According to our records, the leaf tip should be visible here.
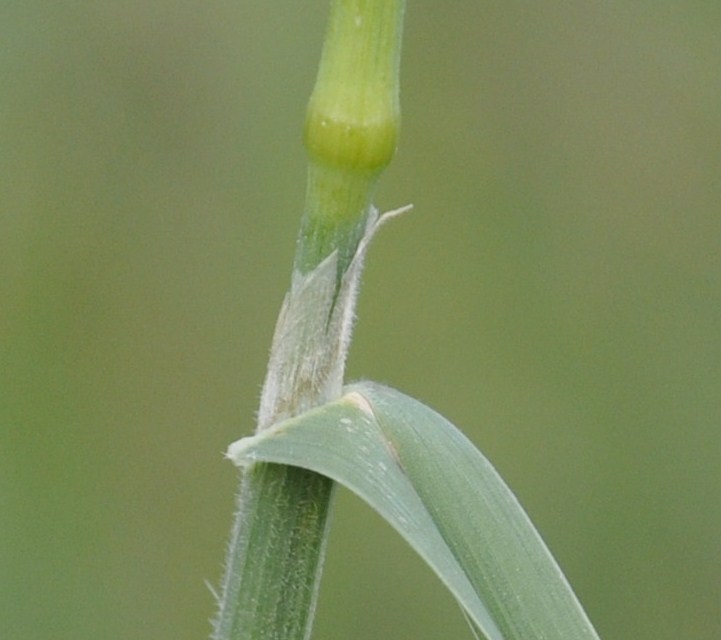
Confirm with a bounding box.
[225,435,259,467]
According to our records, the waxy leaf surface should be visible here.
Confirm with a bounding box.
[227,382,600,640]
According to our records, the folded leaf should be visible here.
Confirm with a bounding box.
[227,381,600,640]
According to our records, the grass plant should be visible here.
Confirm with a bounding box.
[212,2,600,639]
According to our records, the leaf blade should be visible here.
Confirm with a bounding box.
[228,382,600,640]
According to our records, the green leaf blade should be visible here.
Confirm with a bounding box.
[228,382,600,640]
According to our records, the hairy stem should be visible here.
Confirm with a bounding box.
[212,2,406,639]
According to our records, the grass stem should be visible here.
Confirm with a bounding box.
[212,2,406,639]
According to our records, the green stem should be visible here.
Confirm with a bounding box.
[294,163,376,279]
[212,2,406,639]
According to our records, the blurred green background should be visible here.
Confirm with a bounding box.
[2,2,720,638]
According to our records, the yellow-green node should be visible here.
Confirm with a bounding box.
[305,105,398,173]
[303,0,404,174]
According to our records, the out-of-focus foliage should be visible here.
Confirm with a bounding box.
[2,2,719,639]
